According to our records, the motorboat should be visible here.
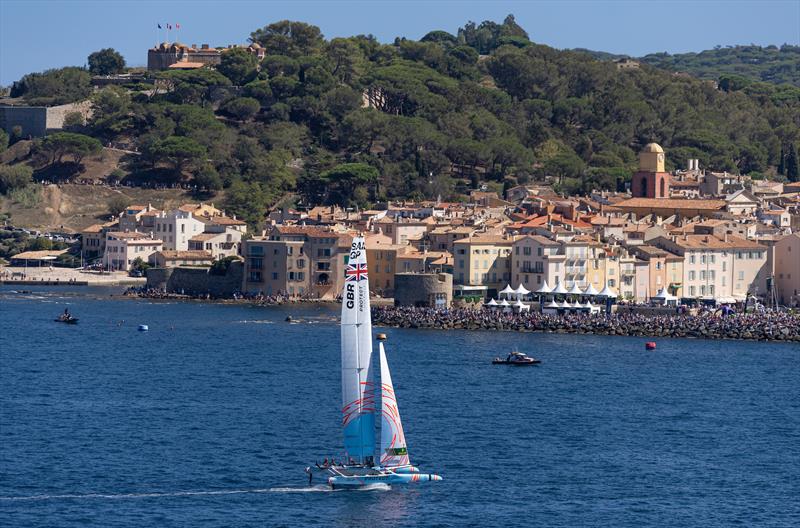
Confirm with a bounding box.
[55,314,78,324]
[492,351,541,365]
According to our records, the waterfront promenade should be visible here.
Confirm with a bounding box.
[372,306,800,342]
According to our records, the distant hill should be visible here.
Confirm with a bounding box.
[3,17,800,228]
[578,45,800,87]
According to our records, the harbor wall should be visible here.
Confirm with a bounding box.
[146,262,243,297]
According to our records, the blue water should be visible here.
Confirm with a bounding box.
[1,286,798,527]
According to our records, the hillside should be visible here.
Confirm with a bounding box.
[639,45,800,87]
[2,16,800,228]
[0,184,201,231]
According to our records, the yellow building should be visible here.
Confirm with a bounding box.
[453,234,516,292]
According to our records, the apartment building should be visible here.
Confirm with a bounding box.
[453,234,516,293]
[773,233,800,307]
[652,234,767,301]
[154,210,206,251]
[241,226,350,299]
[511,235,564,291]
[104,232,163,271]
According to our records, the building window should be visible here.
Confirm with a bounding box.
[608,279,616,287]
[700,285,706,295]
[690,286,696,296]
[656,262,662,270]
[523,247,531,256]
[459,259,464,269]
[272,272,279,280]
[297,259,305,268]
[689,271,695,281]
[738,271,744,280]
[690,254,695,264]
[700,271,706,280]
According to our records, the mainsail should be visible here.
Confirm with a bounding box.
[340,236,375,464]
[379,342,410,468]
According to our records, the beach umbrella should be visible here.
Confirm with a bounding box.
[583,283,599,296]
[535,280,552,294]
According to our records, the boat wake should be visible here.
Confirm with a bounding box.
[0,488,273,502]
[0,483,391,502]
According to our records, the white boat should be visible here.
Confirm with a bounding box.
[314,236,442,489]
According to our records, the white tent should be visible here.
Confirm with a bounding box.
[583,283,599,296]
[514,299,530,311]
[551,281,568,295]
[598,284,618,298]
[514,284,531,296]
[653,288,678,306]
[499,284,515,297]
[499,299,511,307]
[486,298,499,307]
[535,280,552,294]
[567,283,584,296]
[544,300,560,309]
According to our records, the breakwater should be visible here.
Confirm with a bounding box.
[372,307,800,342]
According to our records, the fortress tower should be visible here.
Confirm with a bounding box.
[632,143,670,198]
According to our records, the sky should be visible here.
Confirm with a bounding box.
[1,0,798,85]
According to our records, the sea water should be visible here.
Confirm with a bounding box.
[1,286,798,527]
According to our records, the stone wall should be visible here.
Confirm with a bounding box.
[46,101,93,130]
[394,273,453,308]
[145,261,244,297]
[0,106,46,137]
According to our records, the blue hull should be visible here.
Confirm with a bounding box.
[326,466,441,489]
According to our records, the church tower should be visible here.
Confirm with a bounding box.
[632,143,670,198]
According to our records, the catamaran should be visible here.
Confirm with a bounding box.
[311,236,442,489]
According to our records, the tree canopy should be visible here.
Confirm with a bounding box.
[88,48,126,75]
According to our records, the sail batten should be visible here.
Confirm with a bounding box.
[340,237,375,464]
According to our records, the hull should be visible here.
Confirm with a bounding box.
[326,466,441,489]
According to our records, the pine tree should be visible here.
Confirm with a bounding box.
[777,144,786,175]
[787,143,799,183]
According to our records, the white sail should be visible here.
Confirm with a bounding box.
[340,236,375,464]
[379,342,410,468]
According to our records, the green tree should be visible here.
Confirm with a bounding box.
[0,165,34,194]
[217,48,258,85]
[87,48,126,75]
[250,20,324,57]
[221,97,261,121]
[144,136,207,174]
[321,162,379,207]
[11,67,92,105]
[193,164,223,190]
[63,111,85,130]
[107,195,131,217]
[787,143,799,182]
[39,132,102,165]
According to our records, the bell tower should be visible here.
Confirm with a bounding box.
[632,143,670,198]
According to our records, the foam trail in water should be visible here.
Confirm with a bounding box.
[0,489,273,502]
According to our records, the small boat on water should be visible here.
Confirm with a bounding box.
[308,236,442,490]
[493,351,541,365]
[55,314,78,324]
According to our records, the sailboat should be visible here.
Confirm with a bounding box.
[313,236,442,489]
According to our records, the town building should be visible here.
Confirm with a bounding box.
[147,42,265,72]
[104,232,163,271]
[631,143,670,199]
[151,250,213,268]
[154,210,206,251]
[773,233,800,307]
[452,234,516,295]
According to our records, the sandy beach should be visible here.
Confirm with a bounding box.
[0,266,146,286]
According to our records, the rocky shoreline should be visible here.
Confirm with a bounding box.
[372,307,800,342]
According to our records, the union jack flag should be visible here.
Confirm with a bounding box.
[345,262,368,282]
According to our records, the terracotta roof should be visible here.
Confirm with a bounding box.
[209,216,246,226]
[453,235,515,245]
[516,235,560,246]
[666,234,765,250]
[11,249,68,260]
[107,231,149,240]
[615,198,726,210]
[189,233,220,241]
